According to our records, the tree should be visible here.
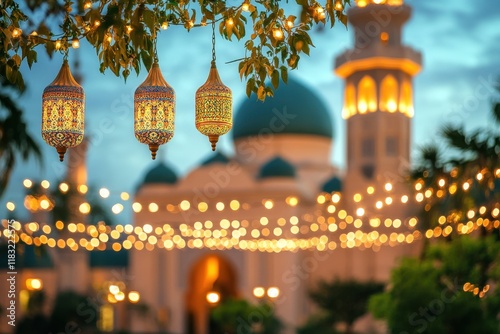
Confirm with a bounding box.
[306,279,384,334]
[0,75,41,197]
[211,298,282,334]
[49,291,98,334]
[369,83,500,333]
[410,83,500,238]
[369,237,500,334]
[1,0,351,100]
[15,291,50,334]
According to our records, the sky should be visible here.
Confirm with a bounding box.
[2,0,500,223]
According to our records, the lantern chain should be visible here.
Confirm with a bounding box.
[153,0,159,63]
[211,18,216,64]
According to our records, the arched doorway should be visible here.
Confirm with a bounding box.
[186,254,238,334]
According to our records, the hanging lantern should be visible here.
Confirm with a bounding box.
[195,62,232,151]
[42,59,85,162]
[134,61,175,159]
[195,19,232,151]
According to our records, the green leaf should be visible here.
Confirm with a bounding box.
[27,50,37,68]
[140,49,152,70]
[271,69,279,89]
[239,61,247,79]
[12,54,21,67]
[257,85,265,100]
[246,77,255,97]
[6,64,14,82]
[122,69,130,82]
[142,8,155,33]
[280,66,288,84]
[258,66,266,82]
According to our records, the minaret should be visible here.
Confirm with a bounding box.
[335,0,421,193]
[334,0,422,281]
[55,138,91,294]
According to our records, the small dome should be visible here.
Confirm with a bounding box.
[20,245,54,269]
[201,152,230,166]
[90,249,129,268]
[322,176,343,193]
[142,162,178,185]
[233,78,333,140]
[259,156,296,179]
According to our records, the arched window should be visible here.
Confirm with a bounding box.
[343,83,356,118]
[399,80,414,117]
[380,75,398,112]
[358,76,377,113]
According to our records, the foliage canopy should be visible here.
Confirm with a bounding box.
[1,0,351,100]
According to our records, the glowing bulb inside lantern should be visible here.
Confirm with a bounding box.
[72,38,80,49]
[161,21,169,30]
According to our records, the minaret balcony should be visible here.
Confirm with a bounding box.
[335,44,422,78]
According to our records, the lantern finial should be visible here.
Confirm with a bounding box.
[149,143,159,160]
[209,135,219,151]
[57,147,67,162]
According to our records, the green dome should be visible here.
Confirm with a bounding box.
[259,156,296,179]
[19,246,54,269]
[322,176,343,193]
[201,152,230,166]
[233,78,333,140]
[142,162,177,185]
[90,249,129,268]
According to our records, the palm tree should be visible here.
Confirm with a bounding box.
[0,76,42,197]
[411,83,500,232]
[410,82,500,285]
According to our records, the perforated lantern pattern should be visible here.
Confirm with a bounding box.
[134,62,175,159]
[195,62,232,151]
[42,60,85,162]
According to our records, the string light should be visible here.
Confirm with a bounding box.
[4,166,499,253]
[242,1,250,12]
[12,27,22,38]
[272,28,284,40]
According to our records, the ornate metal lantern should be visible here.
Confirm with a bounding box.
[134,61,175,159]
[195,20,232,151]
[42,59,85,162]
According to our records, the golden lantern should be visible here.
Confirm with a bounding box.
[134,61,175,159]
[42,59,85,162]
[195,20,232,151]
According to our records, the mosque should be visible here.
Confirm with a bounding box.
[0,0,423,333]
